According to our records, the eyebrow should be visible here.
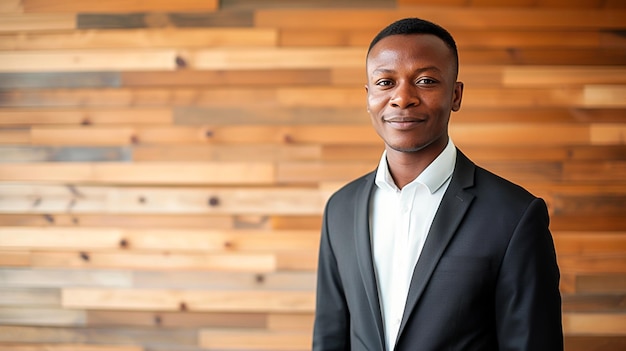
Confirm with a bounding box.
[371,66,443,76]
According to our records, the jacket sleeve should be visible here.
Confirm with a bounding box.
[495,197,564,350]
[312,202,351,351]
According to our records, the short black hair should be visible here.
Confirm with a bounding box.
[367,17,459,75]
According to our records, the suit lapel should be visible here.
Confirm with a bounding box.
[395,150,476,345]
[354,171,386,349]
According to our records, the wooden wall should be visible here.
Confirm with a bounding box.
[0,0,624,350]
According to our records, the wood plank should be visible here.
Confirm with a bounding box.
[0,326,197,345]
[0,0,22,13]
[0,162,276,185]
[503,66,626,86]
[576,274,626,294]
[77,11,254,29]
[0,251,29,266]
[267,313,314,332]
[87,310,266,328]
[277,162,377,183]
[558,255,626,273]
[0,50,177,72]
[0,72,119,89]
[0,268,132,288]
[0,307,85,326]
[132,145,321,162]
[23,0,219,13]
[62,288,316,312]
[255,8,626,29]
[552,215,626,231]
[554,232,626,255]
[0,227,319,252]
[562,294,626,312]
[562,162,626,182]
[0,184,327,215]
[193,47,364,70]
[0,128,29,145]
[591,124,626,144]
[563,313,626,335]
[123,69,329,87]
[199,329,311,350]
[0,146,131,162]
[0,28,277,50]
[0,345,143,351]
[134,271,315,290]
[27,251,277,272]
[0,14,75,32]
[174,106,365,125]
[0,109,172,126]
[564,336,626,351]
[29,126,380,146]
[584,85,626,107]
[451,123,589,146]
[0,214,236,229]
[0,287,60,307]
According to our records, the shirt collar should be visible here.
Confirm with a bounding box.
[375,139,457,194]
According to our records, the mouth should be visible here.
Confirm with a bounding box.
[383,116,426,130]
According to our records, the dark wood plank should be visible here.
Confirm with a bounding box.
[87,310,266,328]
[564,336,626,351]
[77,11,253,29]
[0,146,131,162]
[122,69,331,87]
[562,293,626,312]
[0,72,120,89]
[577,274,626,294]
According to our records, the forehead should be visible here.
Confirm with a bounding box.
[366,33,455,72]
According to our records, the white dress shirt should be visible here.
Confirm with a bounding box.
[370,139,457,351]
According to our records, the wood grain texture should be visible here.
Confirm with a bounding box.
[23,0,219,13]
[0,14,75,32]
[62,288,315,312]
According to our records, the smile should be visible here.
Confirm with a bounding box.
[383,117,426,130]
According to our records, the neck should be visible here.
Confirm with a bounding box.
[385,141,448,189]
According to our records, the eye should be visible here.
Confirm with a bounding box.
[375,79,394,87]
[416,77,437,85]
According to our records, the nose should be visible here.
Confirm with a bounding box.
[389,81,419,109]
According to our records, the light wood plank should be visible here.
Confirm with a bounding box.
[0,109,172,126]
[0,287,60,307]
[0,251,29,266]
[193,47,364,69]
[0,162,276,185]
[0,213,235,229]
[0,28,277,50]
[28,251,277,272]
[584,85,626,107]
[563,313,626,335]
[554,232,626,255]
[503,66,626,86]
[0,345,143,351]
[23,0,219,13]
[0,307,85,326]
[0,268,132,288]
[0,325,196,345]
[0,14,74,32]
[267,313,314,332]
[0,50,177,72]
[0,227,319,252]
[0,184,328,215]
[199,329,311,350]
[591,124,626,145]
[0,0,23,13]
[132,144,321,162]
[134,271,316,291]
[62,288,316,312]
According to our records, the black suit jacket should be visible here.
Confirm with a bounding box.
[313,149,563,351]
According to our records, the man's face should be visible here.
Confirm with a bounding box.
[365,34,463,155]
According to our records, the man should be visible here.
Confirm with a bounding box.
[313,17,563,351]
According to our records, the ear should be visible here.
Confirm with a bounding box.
[364,84,369,93]
[451,81,464,112]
